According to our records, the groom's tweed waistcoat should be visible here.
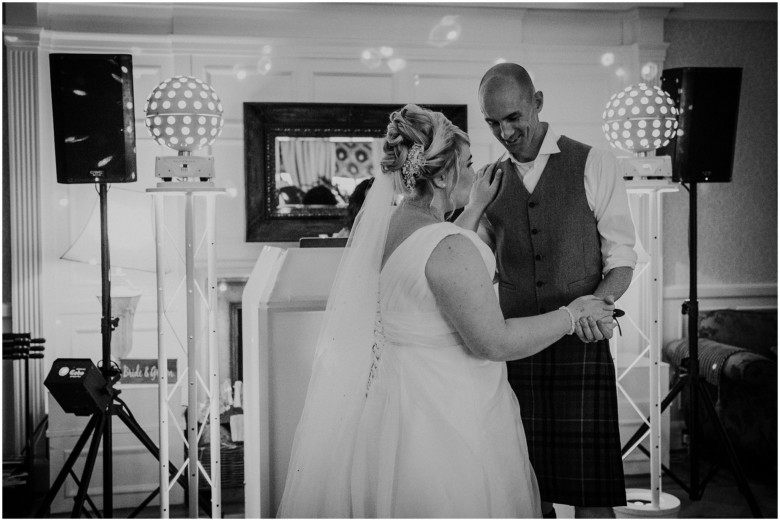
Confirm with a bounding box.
[486,136,601,316]
[484,135,626,507]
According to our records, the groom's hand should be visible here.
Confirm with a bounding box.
[574,295,617,342]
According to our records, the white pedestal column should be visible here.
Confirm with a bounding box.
[148,184,224,518]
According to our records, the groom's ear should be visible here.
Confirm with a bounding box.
[534,90,544,113]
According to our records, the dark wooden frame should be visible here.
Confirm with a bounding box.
[244,102,468,242]
[229,302,243,384]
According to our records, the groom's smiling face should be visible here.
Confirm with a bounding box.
[480,79,544,163]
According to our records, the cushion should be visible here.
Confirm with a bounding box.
[698,309,777,360]
[664,337,747,386]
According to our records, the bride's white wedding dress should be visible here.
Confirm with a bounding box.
[349,221,541,518]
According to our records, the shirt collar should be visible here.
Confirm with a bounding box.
[502,124,561,166]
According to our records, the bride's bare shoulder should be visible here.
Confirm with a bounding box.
[425,232,485,285]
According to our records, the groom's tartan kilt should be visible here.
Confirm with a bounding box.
[508,336,627,507]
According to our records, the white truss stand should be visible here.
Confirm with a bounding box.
[619,176,678,508]
[148,183,225,518]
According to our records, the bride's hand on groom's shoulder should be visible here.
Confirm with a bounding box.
[468,162,503,210]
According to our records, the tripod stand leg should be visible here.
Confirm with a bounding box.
[66,469,103,518]
[114,405,213,517]
[35,414,100,517]
[699,382,763,517]
[128,486,160,518]
[71,414,106,518]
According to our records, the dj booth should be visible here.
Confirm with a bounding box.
[241,245,344,518]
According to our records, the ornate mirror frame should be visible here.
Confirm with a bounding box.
[244,102,468,242]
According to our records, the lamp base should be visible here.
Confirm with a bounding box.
[620,156,672,179]
[155,156,214,180]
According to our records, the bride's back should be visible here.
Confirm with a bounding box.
[381,205,441,271]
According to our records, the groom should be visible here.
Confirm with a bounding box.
[476,63,636,518]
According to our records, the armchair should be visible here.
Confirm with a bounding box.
[663,308,777,480]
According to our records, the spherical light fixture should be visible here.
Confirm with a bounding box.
[601,83,679,155]
[144,76,224,183]
[144,76,224,152]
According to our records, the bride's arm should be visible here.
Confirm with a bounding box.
[425,234,614,362]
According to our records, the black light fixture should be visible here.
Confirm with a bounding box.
[44,358,113,416]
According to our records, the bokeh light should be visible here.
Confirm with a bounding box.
[641,61,659,82]
[360,48,382,69]
[257,56,272,75]
[387,57,407,73]
[428,15,461,48]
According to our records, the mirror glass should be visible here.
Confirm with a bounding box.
[273,136,382,217]
[244,102,467,243]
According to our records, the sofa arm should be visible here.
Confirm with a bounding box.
[721,349,777,387]
[663,337,765,387]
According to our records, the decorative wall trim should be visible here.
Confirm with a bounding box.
[663,282,778,300]
[666,3,777,21]
[33,28,648,64]
[5,36,45,455]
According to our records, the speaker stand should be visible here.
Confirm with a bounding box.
[621,181,762,517]
[36,184,210,518]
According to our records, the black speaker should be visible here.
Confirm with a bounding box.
[657,67,742,183]
[49,53,137,184]
[44,358,112,416]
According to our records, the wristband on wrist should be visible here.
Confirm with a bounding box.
[559,306,576,335]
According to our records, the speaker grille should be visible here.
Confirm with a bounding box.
[50,54,137,184]
[658,67,742,183]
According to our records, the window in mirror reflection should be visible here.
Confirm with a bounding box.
[274,136,383,215]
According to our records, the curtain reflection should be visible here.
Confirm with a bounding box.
[275,137,382,212]
[279,138,334,189]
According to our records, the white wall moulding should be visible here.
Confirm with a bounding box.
[5,30,45,457]
[663,283,778,301]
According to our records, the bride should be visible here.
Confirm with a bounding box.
[277,104,615,518]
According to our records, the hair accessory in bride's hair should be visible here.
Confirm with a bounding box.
[401,143,426,191]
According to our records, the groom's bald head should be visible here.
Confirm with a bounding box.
[478,63,535,102]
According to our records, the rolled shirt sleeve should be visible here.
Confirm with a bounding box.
[584,148,638,275]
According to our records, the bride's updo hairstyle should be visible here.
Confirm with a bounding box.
[381,104,469,197]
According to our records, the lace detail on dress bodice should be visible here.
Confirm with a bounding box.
[366,303,385,396]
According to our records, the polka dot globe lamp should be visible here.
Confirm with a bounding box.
[601,83,679,155]
[144,76,223,151]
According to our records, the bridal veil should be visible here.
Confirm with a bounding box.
[277,169,396,517]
